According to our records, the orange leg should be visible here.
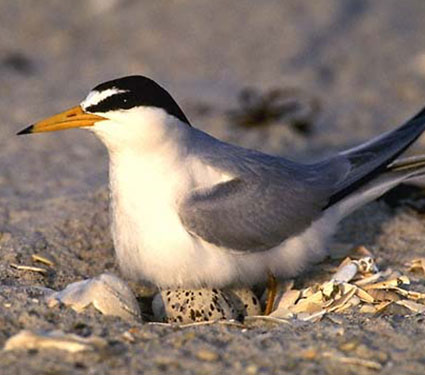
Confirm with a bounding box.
[264,272,277,315]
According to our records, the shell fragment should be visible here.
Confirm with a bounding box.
[267,251,425,322]
[4,330,107,353]
[46,273,142,321]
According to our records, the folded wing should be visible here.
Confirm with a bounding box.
[178,161,333,252]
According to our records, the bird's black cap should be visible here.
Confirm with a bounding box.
[85,75,191,126]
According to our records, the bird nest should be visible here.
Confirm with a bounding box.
[267,247,425,322]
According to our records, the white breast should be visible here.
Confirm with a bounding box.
[108,143,239,287]
[110,148,185,282]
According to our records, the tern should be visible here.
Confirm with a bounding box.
[18,75,425,314]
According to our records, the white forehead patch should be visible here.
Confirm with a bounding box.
[81,88,128,110]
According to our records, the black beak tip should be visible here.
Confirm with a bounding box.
[17,124,34,135]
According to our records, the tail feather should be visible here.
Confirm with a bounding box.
[326,106,425,207]
[330,155,425,216]
[388,154,425,172]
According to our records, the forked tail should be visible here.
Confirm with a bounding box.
[331,154,425,216]
[323,106,425,211]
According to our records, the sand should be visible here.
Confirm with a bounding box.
[1,1,425,373]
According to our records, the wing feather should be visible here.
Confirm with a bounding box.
[178,168,330,252]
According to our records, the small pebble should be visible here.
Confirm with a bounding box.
[300,348,319,360]
[245,364,258,375]
[195,349,219,362]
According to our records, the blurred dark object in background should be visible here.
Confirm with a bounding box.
[227,87,320,135]
[1,52,36,76]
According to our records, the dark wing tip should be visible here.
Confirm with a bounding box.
[16,124,34,135]
[410,106,425,121]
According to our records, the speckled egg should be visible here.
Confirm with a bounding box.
[152,287,261,323]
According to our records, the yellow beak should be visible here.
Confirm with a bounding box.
[17,105,106,135]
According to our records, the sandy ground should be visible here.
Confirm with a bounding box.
[2,1,425,374]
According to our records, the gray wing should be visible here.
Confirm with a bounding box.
[178,158,338,252]
[179,105,425,252]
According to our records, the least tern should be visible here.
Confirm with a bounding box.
[18,76,425,309]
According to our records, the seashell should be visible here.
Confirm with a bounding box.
[270,289,300,319]
[326,286,357,313]
[321,281,339,299]
[333,262,358,283]
[395,300,425,313]
[366,289,400,302]
[353,257,378,274]
[355,288,376,303]
[354,272,383,286]
[364,276,410,290]
[407,258,425,276]
[46,273,141,321]
[4,330,107,353]
[359,304,378,314]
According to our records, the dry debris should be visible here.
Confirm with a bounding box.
[322,352,383,370]
[3,330,107,353]
[9,253,55,275]
[406,258,425,276]
[31,253,55,267]
[270,250,425,321]
[10,263,48,275]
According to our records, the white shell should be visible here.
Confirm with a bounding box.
[4,330,107,353]
[46,273,141,321]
